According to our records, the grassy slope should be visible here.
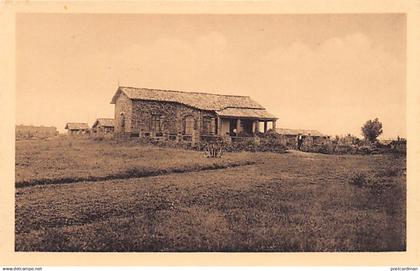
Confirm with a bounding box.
[15,137,260,186]
[15,140,406,252]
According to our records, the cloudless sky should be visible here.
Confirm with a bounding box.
[16,14,406,138]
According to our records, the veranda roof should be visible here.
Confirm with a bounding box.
[216,107,277,120]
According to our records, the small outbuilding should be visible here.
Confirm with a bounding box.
[65,123,90,135]
[16,125,58,139]
[276,128,329,149]
[92,118,114,134]
[276,128,325,138]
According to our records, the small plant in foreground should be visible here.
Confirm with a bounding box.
[349,172,369,187]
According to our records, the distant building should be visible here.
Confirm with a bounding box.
[92,118,114,134]
[65,123,89,135]
[276,128,326,138]
[110,86,277,144]
[276,128,329,149]
[16,125,58,140]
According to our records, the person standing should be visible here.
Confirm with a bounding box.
[297,134,303,150]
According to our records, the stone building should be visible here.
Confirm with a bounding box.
[65,123,90,135]
[110,86,277,144]
[16,125,58,140]
[92,118,114,134]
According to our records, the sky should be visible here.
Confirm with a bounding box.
[16,14,406,138]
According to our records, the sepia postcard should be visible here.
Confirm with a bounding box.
[0,0,419,267]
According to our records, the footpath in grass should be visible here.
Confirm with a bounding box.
[16,159,257,188]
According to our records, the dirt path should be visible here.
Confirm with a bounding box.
[15,160,258,189]
[287,149,323,157]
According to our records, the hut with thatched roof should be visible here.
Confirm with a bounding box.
[92,118,114,135]
[110,86,277,144]
[65,123,89,135]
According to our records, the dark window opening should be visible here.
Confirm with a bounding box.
[202,117,213,135]
[183,116,195,135]
[119,113,125,129]
[151,114,162,135]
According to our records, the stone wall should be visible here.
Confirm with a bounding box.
[114,92,133,134]
[68,129,89,136]
[92,126,114,135]
[122,99,217,140]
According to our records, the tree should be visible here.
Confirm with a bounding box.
[361,118,383,142]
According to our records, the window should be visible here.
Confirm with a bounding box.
[202,117,213,135]
[119,112,125,129]
[151,114,162,135]
[183,116,195,135]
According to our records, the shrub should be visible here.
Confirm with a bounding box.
[93,136,105,141]
[334,144,356,155]
[234,138,259,152]
[108,133,287,154]
[349,171,399,195]
[258,129,281,139]
[300,141,335,154]
[199,135,287,153]
[349,172,369,187]
[250,130,287,153]
[294,134,408,155]
[237,131,252,137]
[309,143,335,154]
[356,145,374,155]
[376,167,403,178]
[258,137,287,153]
[202,143,224,158]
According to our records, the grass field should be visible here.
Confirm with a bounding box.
[15,137,406,252]
[15,137,260,187]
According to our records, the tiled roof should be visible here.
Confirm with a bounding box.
[111,86,265,111]
[216,107,277,120]
[92,118,114,128]
[276,128,325,137]
[65,123,89,130]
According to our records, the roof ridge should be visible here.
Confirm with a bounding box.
[277,127,321,131]
[119,86,250,98]
[218,106,266,110]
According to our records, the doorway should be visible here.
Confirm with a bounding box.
[229,119,237,136]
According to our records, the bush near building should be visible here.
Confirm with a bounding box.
[152,132,288,154]
[300,136,406,155]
